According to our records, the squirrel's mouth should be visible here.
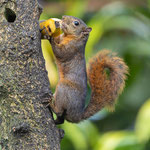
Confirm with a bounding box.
[61,22,68,33]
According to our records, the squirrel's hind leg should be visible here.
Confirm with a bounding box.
[54,110,66,125]
[49,97,66,125]
[55,116,64,125]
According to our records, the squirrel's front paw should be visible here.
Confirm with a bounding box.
[41,92,54,107]
[40,26,51,40]
[49,95,55,106]
[49,36,55,43]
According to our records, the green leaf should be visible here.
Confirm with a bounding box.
[61,122,88,150]
[76,121,99,148]
[64,0,87,18]
[95,131,140,150]
[39,12,50,21]
[115,144,144,150]
[135,99,150,143]
[104,15,150,40]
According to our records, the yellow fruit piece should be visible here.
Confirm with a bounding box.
[40,18,62,38]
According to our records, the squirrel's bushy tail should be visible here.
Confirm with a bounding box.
[82,50,128,120]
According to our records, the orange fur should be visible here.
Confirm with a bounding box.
[61,35,77,45]
[82,50,128,119]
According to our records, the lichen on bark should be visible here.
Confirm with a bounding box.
[0,0,61,149]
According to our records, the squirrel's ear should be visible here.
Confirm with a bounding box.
[86,27,92,32]
[82,27,92,35]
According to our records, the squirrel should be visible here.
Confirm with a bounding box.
[41,15,128,124]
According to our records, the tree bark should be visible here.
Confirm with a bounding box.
[0,0,62,149]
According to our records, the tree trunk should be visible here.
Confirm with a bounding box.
[0,0,62,149]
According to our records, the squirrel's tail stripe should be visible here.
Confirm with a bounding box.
[82,50,128,120]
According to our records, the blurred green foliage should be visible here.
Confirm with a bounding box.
[39,0,150,149]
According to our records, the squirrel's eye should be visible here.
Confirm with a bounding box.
[74,21,80,26]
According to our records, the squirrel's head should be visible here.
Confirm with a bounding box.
[61,15,92,38]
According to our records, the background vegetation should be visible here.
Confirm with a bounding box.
[38,0,150,150]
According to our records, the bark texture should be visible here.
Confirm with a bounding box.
[0,0,61,149]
